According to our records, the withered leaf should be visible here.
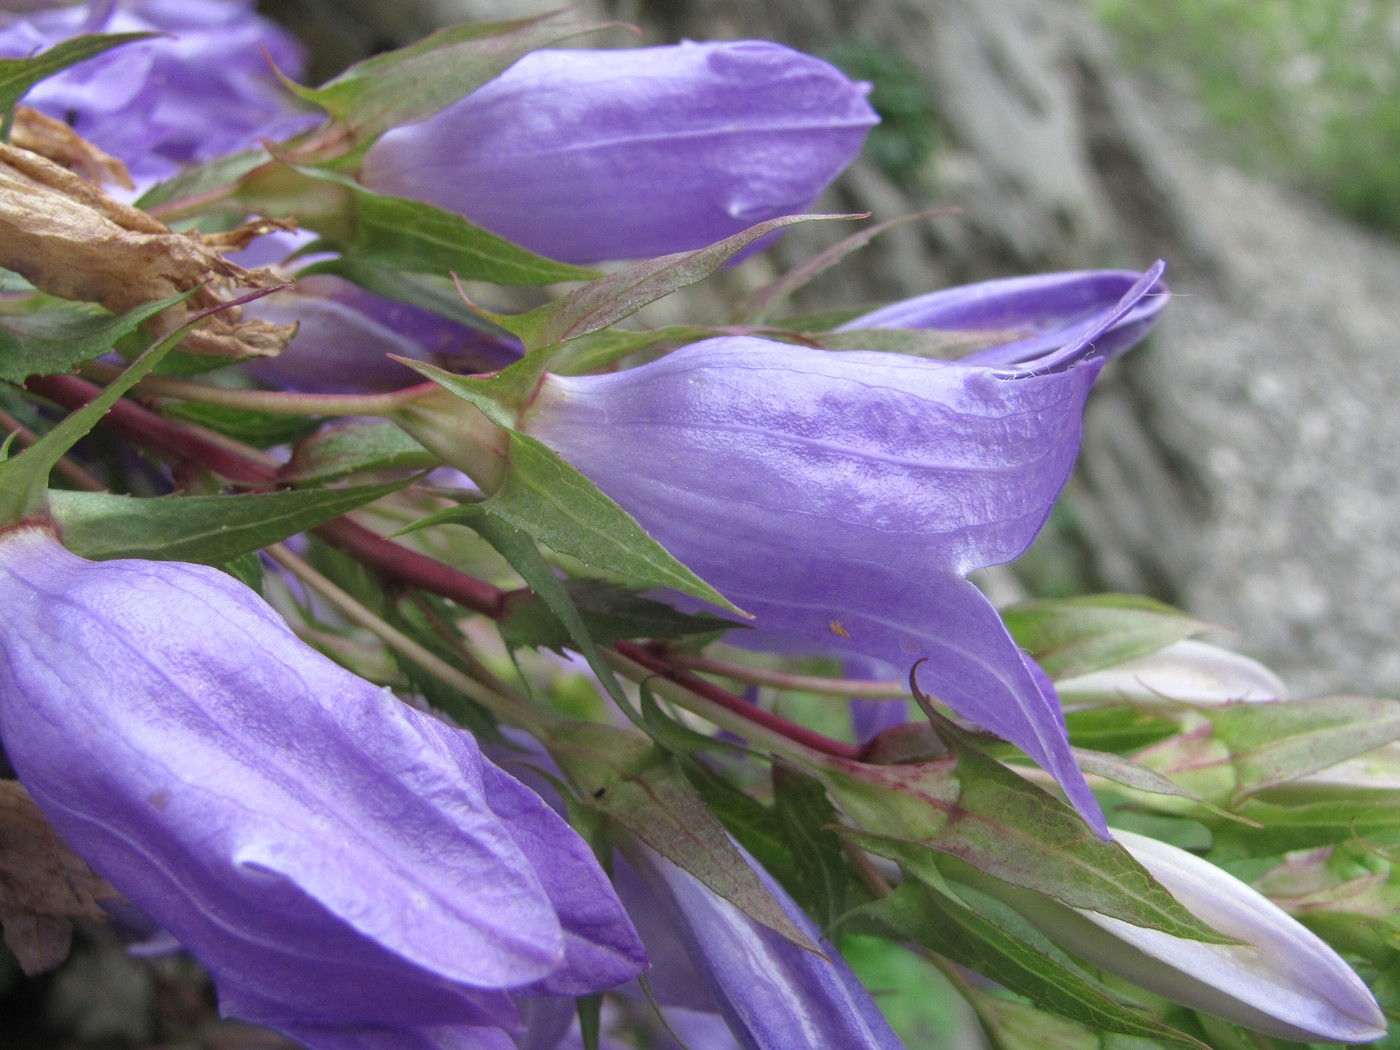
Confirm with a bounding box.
[8,105,132,189]
[0,142,292,358]
[0,779,116,975]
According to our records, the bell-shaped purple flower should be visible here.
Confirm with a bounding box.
[619,843,904,1049]
[839,268,1170,367]
[359,41,878,263]
[0,526,645,1047]
[241,275,523,393]
[521,267,1167,834]
[0,0,318,181]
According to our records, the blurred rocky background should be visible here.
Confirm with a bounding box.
[266,0,1400,700]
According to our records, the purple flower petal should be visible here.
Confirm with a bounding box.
[621,843,904,1050]
[841,268,1169,367]
[522,267,1164,833]
[0,527,644,1035]
[360,41,878,263]
[0,0,318,180]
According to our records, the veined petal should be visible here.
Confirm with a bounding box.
[1059,831,1388,1043]
[0,527,641,1033]
[621,842,904,1050]
[360,40,877,263]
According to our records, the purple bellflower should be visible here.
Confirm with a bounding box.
[619,842,904,1050]
[0,526,646,1049]
[840,268,1169,367]
[521,266,1168,835]
[0,0,318,182]
[359,41,878,263]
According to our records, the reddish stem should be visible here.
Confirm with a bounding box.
[24,374,861,761]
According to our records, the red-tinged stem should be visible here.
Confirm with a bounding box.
[24,374,863,762]
[615,640,862,761]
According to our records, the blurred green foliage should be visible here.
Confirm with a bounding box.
[823,38,940,190]
[1094,0,1400,236]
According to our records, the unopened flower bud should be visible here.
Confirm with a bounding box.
[0,526,644,1045]
[360,41,878,263]
[1000,829,1387,1043]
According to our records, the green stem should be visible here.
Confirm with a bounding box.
[266,542,547,734]
[80,360,429,418]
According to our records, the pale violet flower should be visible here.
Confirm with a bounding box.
[0,526,645,1048]
[620,842,904,1050]
[360,41,878,263]
[1007,829,1388,1043]
[518,265,1168,834]
[1055,639,1288,707]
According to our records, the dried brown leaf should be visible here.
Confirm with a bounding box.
[0,142,293,357]
[0,779,116,975]
[8,105,133,189]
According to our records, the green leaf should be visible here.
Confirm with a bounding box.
[1003,594,1207,680]
[483,213,864,352]
[0,290,195,523]
[446,510,640,727]
[234,163,598,286]
[293,257,510,333]
[815,718,1231,942]
[542,720,820,953]
[159,401,324,449]
[135,149,271,211]
[1071,748,1259,826]
[773,764,848,930]
[1202,696,1400,800]
[500,577,736,652]
[848,881,1210,1050]
[732,211,931,325]
[287,13,612,160]
[1214,792,1400,858]
[404,424,739,614]
[282,421,438,485]
[49,480,409,564]
[0,297,182,384]
[0,32,156,114]
[685,758,801,895]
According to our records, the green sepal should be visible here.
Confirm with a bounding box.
[398,400,740,614]
[49,479,411,564]
[814,716,1231,943]
[1,32,156,115]
[281,420,438,486]
[283,12,614,164]
[845,880,1211,1050]
[234,163,599,286]
[731,210,933,325]
[478,213,865,352]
